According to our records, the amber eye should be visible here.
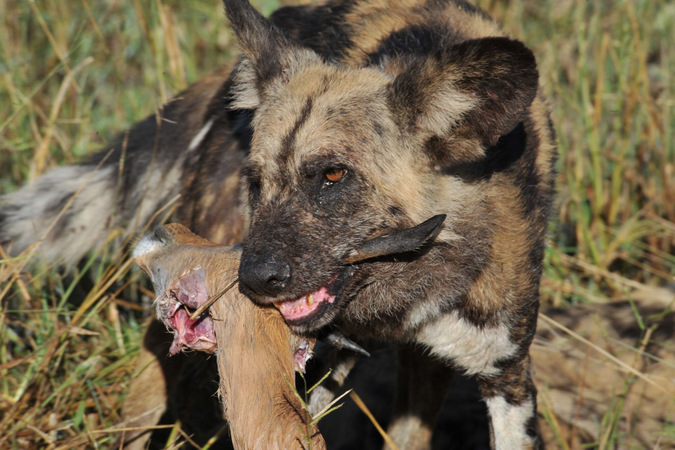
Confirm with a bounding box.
[324,168,347,183]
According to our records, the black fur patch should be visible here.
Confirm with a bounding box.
[369,25,443,64]
[271,1,357,62]
[278,97,314,169]
[440,122,528,182]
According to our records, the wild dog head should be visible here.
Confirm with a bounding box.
[225,0,540,335]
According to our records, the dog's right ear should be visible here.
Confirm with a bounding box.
[387,37,539,165]
[224,0,321,109]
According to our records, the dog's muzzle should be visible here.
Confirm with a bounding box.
[238,252,292,297]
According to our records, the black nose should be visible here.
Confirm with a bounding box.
[238,253,292,297]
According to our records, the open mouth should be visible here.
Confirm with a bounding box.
[274,286,336,321]
[252,215,448,328]
[272,268,353,326]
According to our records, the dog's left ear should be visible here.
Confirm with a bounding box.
[387,37,538,161]
[223,0,321,109]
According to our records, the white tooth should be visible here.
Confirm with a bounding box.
[307,294,314,307]
[170,303,181,316]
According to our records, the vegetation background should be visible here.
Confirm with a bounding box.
[0,0,673,448]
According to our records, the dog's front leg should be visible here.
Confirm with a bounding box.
[307,348,360,417]
[478,356,541,450]
[386,344,453,450]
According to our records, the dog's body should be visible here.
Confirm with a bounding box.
[1,0,555,448]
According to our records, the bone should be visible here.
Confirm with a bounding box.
[342,214,446,264]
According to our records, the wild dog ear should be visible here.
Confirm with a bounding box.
[387,37,538,160]
[224,0,321,109]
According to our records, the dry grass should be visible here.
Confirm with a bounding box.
[1,0,673,448]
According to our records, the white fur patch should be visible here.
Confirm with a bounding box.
[1,119,198,266]
[415,311,517,376]
[422,87,477,136]
[307,385,334,418]
[307,354,357,417]
[123,160,182,237]
[229,59,262,110]
[486,396,535,449]
[187,119,214,153]
[132,234,159,259]
[0,165,116,266]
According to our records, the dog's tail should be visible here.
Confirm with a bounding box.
[0,79,222,267]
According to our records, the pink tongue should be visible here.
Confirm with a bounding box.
[277,286,335,321]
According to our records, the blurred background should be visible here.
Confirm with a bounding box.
[0,0,673,448]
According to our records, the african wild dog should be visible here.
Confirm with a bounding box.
[0,0,555,448]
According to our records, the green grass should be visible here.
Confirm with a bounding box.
[1,0,674,448]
